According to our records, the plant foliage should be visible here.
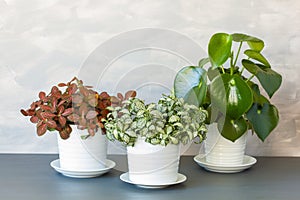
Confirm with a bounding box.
[104,94,208,146]
[174,33,282,142]
[21,77,111,139]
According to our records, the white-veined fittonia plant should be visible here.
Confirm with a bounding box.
[103,94,208,146]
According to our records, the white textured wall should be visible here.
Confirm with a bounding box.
[0,0,299,156]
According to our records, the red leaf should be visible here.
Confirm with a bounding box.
[72,94,83,104]
[57,105,64,114]
[53,92,62,99]
[103,99,111,106]
[61,93,71,100]
[20,109,28,116]
[27,110,35,116]
[58,83,67,87]
[51,86,62,98]
[37,120,43,127]
[68,83,78,95]
[51,86,59,94]
[59,130,70,140]
[39,92,46,101]
[79,103,88,115]
[46,120,57,129]
[79,118,87,126]
[30,101,42,109]
[68,77,77,84]
[40,112,56,119]
[37,123,47,136]
[100,109,109,117]
[77,125,86,130]
[57,100,66,107]
[67,114,80,122]
[30,116,39,123]
[125,90,137,99]
[59,116,66,127]
[40,105,52,111]
[62,108,73,116]
[98,102,106,109]
[86,110,98,120]
[88,128,95,136]
[117,93,124,101]
[110,96,120,104]
[92,117,98,124]
[51,98,57,112]
[65,125,72,134]
[99,92,110,99]
[98,122,104,128]
[111,102,120,107]
[88,96,97,107]
[89,99,97,107]
[79,87,89,97]
[30,102,36,110]
[36,110,43,119]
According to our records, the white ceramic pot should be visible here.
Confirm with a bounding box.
[57,127,107,171]
[204,123,247,166]
[127,138,180,185]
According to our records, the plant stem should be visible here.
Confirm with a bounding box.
[221,66,225,74]
[233,42,243,67]
[240,66,245,74]
[230,52,234,75]
[246,74,255,82]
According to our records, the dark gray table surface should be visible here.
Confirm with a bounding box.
[0,154,299,200]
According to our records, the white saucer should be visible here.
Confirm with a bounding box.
[120,173,187,189]
[194,154,257,173]
[50,159,116,178]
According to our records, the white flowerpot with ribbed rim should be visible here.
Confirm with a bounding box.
[204,123,247,166]
[127,137,180,185]
[57,126,107,171]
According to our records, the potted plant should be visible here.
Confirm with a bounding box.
[20,77,113,173]
[104,94,207,186]
[174,33,282,167]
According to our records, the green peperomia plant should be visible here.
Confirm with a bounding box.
[103,94,208,146]
[174,33,282,142]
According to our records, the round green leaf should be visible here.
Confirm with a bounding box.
[247,81,270,105]
[231,33,264,52]
[208,33,232,67]
[210,74,253,119]
[174,66,207,107]
[217,116,248,142]
[246,103,279,141]
[242,60,282,98]
[244,49,271,67]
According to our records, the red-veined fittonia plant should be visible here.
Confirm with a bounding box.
[21,77,111,140]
